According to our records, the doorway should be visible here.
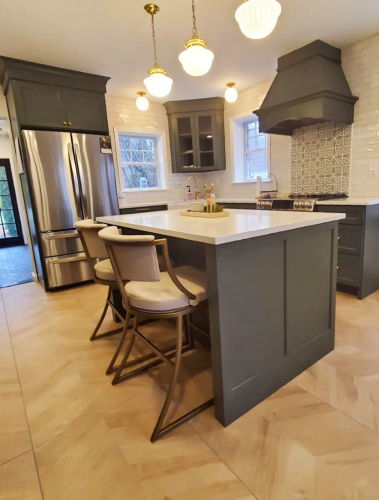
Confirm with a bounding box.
[0,158,33,287]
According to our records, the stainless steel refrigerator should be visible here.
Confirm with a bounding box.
[22,130,119,290]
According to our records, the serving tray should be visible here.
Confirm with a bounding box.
[180,210,230,218]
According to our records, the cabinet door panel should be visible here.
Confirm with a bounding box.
[337,253,362,287]
[338,225,364,256]
[63,89,108,134]
[13,81,67,129]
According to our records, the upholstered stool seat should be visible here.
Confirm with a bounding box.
[125,266,207,312]
[94,259,115,281]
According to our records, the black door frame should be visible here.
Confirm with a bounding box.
[0,159,24,247]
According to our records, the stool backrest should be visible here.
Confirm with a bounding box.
[98,226,160,283]
[75,220,108,259]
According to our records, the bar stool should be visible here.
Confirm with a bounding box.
[99,225,214,442]
[75,220,125,340]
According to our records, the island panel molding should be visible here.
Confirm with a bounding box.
[291,122,351,195]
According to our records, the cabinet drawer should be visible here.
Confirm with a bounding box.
[317,205,365,225]
[338,225,364,256]
[120,205,168,215]
[337,253,362,287]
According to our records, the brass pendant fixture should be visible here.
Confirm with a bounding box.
[179,0,214,77]
[143,4,173,97]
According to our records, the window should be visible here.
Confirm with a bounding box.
[244,121,269,181]
[118,135,160,190]
[231,113,270,184]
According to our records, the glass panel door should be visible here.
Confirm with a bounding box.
[196,114,214,168]
[177,116,195,170]
[0,159,23,247]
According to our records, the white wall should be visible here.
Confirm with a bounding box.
[342,33,379,196]
[107,31,379,202]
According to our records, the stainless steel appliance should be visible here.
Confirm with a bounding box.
[257,193,347,212]
[22,130,119,289]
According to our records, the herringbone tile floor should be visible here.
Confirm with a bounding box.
[1,281,379,499]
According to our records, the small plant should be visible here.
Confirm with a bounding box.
[203,203,224,213]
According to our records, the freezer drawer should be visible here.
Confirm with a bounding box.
[41,230,83,257]
[45,252,93,289]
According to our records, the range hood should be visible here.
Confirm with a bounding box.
[253,40,358,136]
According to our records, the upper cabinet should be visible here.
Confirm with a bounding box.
[164,98,226,173]
[0,56,110,136]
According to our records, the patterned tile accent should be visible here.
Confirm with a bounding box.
[291,122,351,195]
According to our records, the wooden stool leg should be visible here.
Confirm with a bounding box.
[106,311,131,375]
[112,316,138,385]
[150,316,183,442]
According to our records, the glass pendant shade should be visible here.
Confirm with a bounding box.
[225,84,238,103]
[179,41,214,77]
[143,70,173,98]
[235,0,281,39]
[136,92,149,111]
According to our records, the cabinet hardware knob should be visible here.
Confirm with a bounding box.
[338,236,340,241]
[337,266,339,270]
[68,122,72,126]
[63,121,67,125]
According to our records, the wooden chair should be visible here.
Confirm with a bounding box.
[99,225,214,442]
[75,220,125,340]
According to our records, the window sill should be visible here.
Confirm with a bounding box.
[121,188,170,193]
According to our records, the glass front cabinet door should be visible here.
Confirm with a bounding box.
[165,98,225,173]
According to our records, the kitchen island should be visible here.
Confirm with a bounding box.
[98,209,345,426]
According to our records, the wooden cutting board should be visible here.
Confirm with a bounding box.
[180,210,230,218]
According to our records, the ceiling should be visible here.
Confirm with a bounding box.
[0,0,379,103]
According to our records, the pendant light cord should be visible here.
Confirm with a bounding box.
[150,13,159,68]
[192,0,198,38]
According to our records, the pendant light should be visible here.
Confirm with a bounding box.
[235,0,282,40]
[225,83,238,103]
[179,0,214,77]
[143,4,173,97]
[136,91,149,111]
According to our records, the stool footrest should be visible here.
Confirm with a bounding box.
[151,398,215,442]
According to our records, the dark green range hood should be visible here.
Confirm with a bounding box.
[253,40,359,136]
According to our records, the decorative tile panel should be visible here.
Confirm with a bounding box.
[291,122,351,195]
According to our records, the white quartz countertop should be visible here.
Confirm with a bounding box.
[316,197,379,206]
[98,209,345,245]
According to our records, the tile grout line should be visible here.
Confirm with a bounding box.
[189,417,262,500]
[1,289,45,500]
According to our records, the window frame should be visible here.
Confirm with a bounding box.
[243,120,270,182]
[114,127,169,193]
[230,112,270,184]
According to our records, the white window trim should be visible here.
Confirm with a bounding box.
[113,126,169,192]
[230,111,270,184]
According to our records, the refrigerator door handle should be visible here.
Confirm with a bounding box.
[67,144,83,220]
[73,143,89,220]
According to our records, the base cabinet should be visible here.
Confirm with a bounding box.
[317,204,379,299]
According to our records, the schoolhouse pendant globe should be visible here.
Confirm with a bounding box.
[235,0,282,40]
[179,0,214,77]
[136,91,149,111]
[225,83,238,103]
[179,39,214,77]
[143,68,173,97]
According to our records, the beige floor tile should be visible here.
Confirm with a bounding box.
[0,451,42,500]
[190,384,379,500]
[11,330,100,448]
[294,344,379,432]
[0,345,31,466]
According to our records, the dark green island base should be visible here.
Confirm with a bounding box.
[100,214,339,427]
